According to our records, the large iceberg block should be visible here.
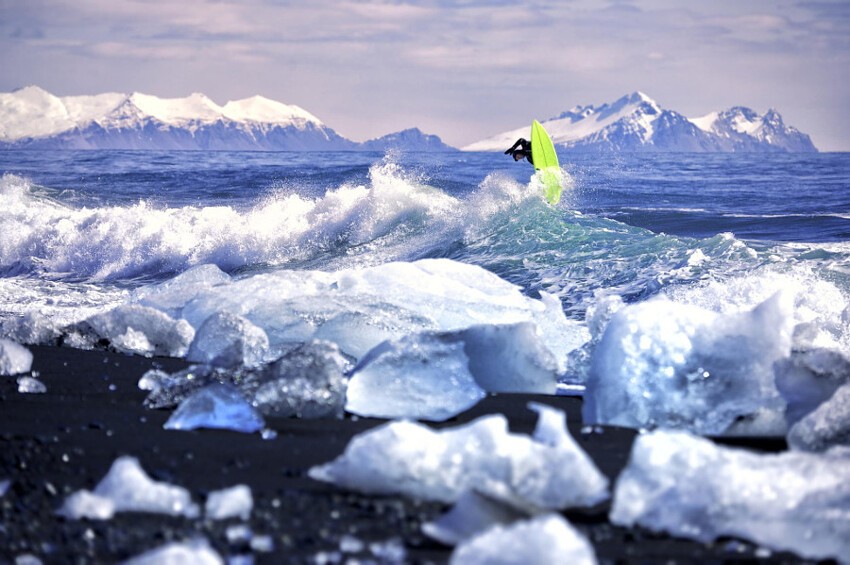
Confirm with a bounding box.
[177,259,580,365]
[60,456,199,519]
[164,383,265,434]
[0,338,33,376]
[611,430,850,564]
[449,514,597,565]
[186,311,269,368]
[583,292,794,434]
[309,403,608,510]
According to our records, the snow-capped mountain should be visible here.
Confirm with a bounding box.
[360,128,455,152]
[0,86,455,151]
[464,92,817,153]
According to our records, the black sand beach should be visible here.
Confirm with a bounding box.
[0,345,811,563]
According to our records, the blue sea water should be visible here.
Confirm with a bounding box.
[0,149,848,340]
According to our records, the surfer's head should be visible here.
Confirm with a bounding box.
[512,151,525,161]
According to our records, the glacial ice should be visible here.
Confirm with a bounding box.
[787,382,850,452]
[186,311,269,368]
[610,430,850,564]
[449,514,597,565]
[176,259,579,365]
[0,338,33,376]
[144,340,348,419]
[17,376,46,394]
[73,304,195,357]
[133,263,232,319]
[346,333,486,421]
[583,292,794,434]
[346,322,560,421]
[205,484,253,520]
[123,538,223,565]
[60,456,199,519]
[775,348,850,426]
[164,384,265,434]
[309,403,608,509]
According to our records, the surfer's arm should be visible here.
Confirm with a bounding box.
[504,138,526,154]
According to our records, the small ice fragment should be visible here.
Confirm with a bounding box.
[368,538,406,563]
[423,490,528,546]
[91,456,199,518]
[186,311,269,368]
[137,369,169,391]
[225,524,252,545]
[611,430,850,564]
[309,404,608,509]
[123,538,223,565]
[164,383,265,434]
[14,555,42,565]
[58,490,115,520]
[339,535,365,553]
[205,484,253,520]
[17,376,46,394]
[449,514,597,565]
[250,535,274,553]
[0,338,33,376]
[0,479,10,497]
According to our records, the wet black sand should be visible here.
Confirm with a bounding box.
[0,345,812,563]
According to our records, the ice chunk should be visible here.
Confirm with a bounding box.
[246,340,348,418]
[584,292,794,434]
[346,322,560,421]
[346,333,485,422]
[164,384,265,434]
[450,514,597,565]
[787,382,850,452]
[205,484,253,520]
[611,430,850,564]
[123,538,223,565]
[144,341,348,419]
[775,348,850,426]
[74,304,195,357]
[0,338,33,376]
[423,490,529,546]
[17,376,46,394]
[186,311,269,368]
[92,456,199,518]
[0,479,10,497]
[133,263,232,319]
[58,490,115,520]
[309,403,608,509]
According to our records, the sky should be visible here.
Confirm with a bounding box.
[1,0,848,150]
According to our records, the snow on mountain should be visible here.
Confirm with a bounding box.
[464,92,817,153]
[0,86,451,151]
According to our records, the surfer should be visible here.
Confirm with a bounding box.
[504,138,534,165]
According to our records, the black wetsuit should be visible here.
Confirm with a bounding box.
[504,138,534,165]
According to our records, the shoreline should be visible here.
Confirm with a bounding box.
[1,345,802,563]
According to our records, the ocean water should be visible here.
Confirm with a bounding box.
[1,149,849,372]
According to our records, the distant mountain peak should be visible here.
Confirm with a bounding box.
[464,92,816,153]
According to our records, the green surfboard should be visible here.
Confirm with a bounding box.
[530,120,562,205]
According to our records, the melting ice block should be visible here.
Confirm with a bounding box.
[164,383,265,434]
[611,430,850,564]
[177,259,581,366]
[17,376,46,394]
[346,322,560,421]
[449,514,597,565]
[422,490,529,546]
[73,304,195,357]
[309,403,608,509]
[584,292,794,434]
[60,456,199,519]
[0,338,33,376]
[775,348,850,426]
[186,311,269,368]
